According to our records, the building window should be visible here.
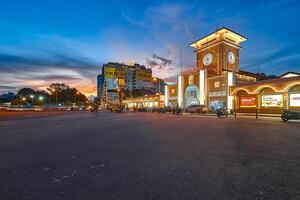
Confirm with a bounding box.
[171,88,175,94]
[214,81,220,88]
[189,75,194,85]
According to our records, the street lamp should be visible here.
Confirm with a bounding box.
[74,91,80,105]
[30,95,34,105]
[16,88,19,99]
[117,88,122,106]
[153,77,160,94]
[52,88,58,107]
[38,96,44,101]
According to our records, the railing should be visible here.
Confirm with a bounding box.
[233,108,282,119]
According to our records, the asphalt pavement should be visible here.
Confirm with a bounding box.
[0,111,299,200]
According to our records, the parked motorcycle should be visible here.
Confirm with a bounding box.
[216,108,228,118]
[173,107,182,115]
[281,110,300,121]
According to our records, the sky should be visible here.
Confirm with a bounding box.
[1,0,300,96]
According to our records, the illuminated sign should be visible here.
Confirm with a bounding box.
[136,69,152,81]
[290,93,300,107]
[118,78,125,87]
[104,67,125,79]
[208,91,226,97]
[261,95,283,107]
[239,96,257,108]
[106,78,119,90]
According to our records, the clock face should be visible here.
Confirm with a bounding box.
[228,52,235,64]
[203,54,213,66]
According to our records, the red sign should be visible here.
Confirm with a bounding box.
[239,96,257,108]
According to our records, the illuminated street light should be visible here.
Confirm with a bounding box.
[153,77,161,94]
[22,97,26,101]
[16,88,19,99]
[30,95,34,104]
[74,91,80,105]
[52,88,58,107]
[38,96,44,101]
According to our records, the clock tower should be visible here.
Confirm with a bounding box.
[190,27,247,77]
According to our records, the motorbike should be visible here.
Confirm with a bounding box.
[281,110,300,121]
[216,108,228,118]
[174,107,182,115]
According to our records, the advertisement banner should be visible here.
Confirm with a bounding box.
[290,93,300,107]
[105,78,119,90]
[136,69,152,81]
[104,67,125,79]
[239,96,257,108]
[104,67,116,79]
[261,95,283,107]
[118,78,125,87]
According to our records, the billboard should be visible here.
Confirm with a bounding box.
[261,95,283,107]
[136,69,152,81]
[104,67,125,79]
[239,96,257,108]
[290,93,300,107]
[105,78,119,90]
[118,78,125,87]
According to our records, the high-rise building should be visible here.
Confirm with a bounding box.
[97,74,104,99]
[99,62,164,105]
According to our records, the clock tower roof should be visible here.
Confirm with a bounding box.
[190,27,247,50]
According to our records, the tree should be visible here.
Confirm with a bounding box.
[18,88,35,97]
[47,83,88,105]
[17,88,49,105]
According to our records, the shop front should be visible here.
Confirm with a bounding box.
[231,76,300,114]
[123,94,164,110]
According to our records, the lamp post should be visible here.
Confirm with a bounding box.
[117,88,122,106]
[30,95,34,105]
[52,89,58,107]
[16,88,19,99]
[153,77,160,94]
[74,91,80,105]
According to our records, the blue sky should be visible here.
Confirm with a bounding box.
[0,0,300,95]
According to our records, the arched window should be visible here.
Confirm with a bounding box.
[236,90,249,96]
[185,85,199,107]
[289,84,300,93]
[259,87,276,95]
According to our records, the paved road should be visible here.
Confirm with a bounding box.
[0,112,299,200]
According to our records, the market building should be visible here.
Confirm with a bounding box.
[164,27,300,114]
